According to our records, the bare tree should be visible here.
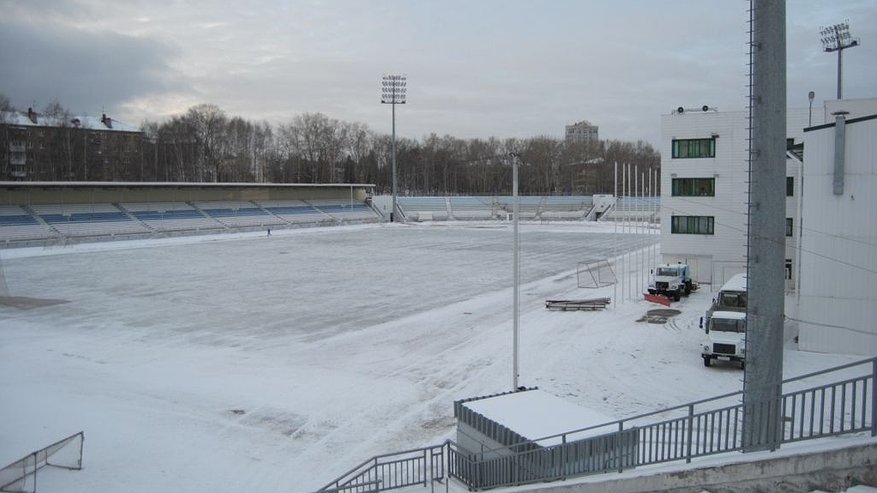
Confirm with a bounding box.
[185,104,228,182]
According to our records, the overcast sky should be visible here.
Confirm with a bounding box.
[1,1,875,145]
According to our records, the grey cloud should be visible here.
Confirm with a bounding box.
[0,19,187,116]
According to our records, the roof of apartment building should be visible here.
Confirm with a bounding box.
[0,109,140,133]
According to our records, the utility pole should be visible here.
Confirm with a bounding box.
[743,0,786,453]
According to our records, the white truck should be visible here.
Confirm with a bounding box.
[704,273,747,328]
[701,311,746,368]
[648,263,694,301]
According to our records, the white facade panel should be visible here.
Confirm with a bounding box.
[797,114,877,356]
[823,98,877,122]
[659,108,808,288]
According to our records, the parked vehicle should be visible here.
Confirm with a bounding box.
[701,311,746,368]
[704,273,747,327]
[648,263,694,301]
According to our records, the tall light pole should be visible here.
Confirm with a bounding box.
[381,74,406,222]
[820,21,860,100]
[509,152,521,391]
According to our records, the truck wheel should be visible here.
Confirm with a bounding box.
[674,290,682,302]
[703,356,711,367]
[684,284,691,296]
[740,360,745,370]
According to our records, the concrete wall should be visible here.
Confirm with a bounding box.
[518,441,876,493]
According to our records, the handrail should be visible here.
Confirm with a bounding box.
[314,356,876,492]
[458,356,877,459]
[318,444,438,492]
[319,480,382,493]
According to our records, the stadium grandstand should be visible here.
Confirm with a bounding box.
[1,184,658,248]
[0,182,379,247]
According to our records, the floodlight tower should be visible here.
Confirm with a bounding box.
[381,74,407,222]
[820,21,860,100]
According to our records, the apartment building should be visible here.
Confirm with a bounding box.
[564,120,599,144]
[0,108,143,181]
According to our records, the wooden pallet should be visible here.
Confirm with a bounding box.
[545,297,611,311]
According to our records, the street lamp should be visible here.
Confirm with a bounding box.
[820,21,860,100]
[381,74,407,222]
[808,91,815,127]
[509,152,521,391]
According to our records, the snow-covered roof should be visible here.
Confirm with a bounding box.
[461,389,615,446]
[711,311,746,320]
[720,273,747,292]
[0,110,140,133]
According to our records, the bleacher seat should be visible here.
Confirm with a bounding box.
[122,202,224,232]
[32,203,150,237]
[193,201,286,228]
[448,197,494,219]
[398,197,449,220]
[306,200,379,222]
[0,205,56,242]
[256,200,330,224]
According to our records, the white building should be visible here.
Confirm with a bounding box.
[658,99,877,356]
[658,106,808,287]
[796,102,877,356]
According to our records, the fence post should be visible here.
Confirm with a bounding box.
[686,404,694,463]
[561,434,567,480]
[872,359,876,437]
[32,451,38,493]
[78,431,85,469]
[617,422,624,473]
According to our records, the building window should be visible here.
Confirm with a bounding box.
[786,138,795,150]
[786,176,794,197]
[785,258,793,280]
[671,215,714,235]
[672,178,715,196]
[671,138,716,159]
[786,218,793,237]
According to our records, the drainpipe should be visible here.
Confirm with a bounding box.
[832,111,848,196]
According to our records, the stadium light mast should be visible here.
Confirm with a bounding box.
[381,74,407,222]
[820,21,860,100]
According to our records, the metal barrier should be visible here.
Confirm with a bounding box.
[0,431,84,493]
[314,356,875,491]
[318,444,447,493]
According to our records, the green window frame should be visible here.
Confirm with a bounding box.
[671,138,716,159]
[671,215,715,235]
[786,217,793,237]
[786,176,794,197]
[672,178,715,197]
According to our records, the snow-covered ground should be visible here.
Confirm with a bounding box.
[0,221,869,492]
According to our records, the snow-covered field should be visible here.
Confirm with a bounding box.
[0,221,867,492]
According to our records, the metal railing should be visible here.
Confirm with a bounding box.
[318,444,447,493]
[313,356,875,492]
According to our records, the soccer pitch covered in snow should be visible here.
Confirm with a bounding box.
[0,221,866,492]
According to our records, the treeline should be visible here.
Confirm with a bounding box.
[3,98,660,195]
